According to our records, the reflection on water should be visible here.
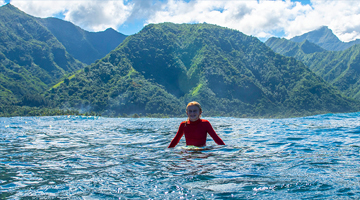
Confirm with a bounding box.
[1,113,360,199]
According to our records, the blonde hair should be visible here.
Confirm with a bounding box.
[186,101,202,123]
[186,101,202,113]
[185,101,202,123]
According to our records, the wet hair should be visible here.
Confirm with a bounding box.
[186,101,202,118]
[186,101,202,113]
[186,102,202,124]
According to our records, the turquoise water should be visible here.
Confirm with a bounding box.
[1,113,360,199]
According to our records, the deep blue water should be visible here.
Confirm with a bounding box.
[1,113,360,199]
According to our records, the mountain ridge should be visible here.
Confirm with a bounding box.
[0,3,85,106]
[265,37,326,58]
[40,17,127,64]
[290,26,360,51]
[44,23,360,117]
[0,3,127,111]
[265,34,360,100]
[1,4,359,117]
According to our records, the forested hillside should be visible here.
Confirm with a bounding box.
[265,38,326,57]
[2,3,359,118]
[0,4,132,116]
[266,36,360,100]
[0,4,85,108]
[45,23,360,117]
[40,17,127,64]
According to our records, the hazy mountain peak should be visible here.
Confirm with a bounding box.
[291,26,341,47]
[40,17,127,64]
[299,39,326,54]
[1,3,28,16]
[3,3,17,9]
[290,26,360,51]
[104,27,117,33]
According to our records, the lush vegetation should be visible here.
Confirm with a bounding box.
[0,4,127,116]
[44,23,360,118]
[2,4,360,118]
[0,105,86,117]
[40,18,127,64]
[265,38,326,57]
[0,4,85,108]
[266,36,360,100]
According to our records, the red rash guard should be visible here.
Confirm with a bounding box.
[168,119,225,148]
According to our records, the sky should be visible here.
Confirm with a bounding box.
[1,0,360,42]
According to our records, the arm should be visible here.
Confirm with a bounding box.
[168,123,185,148]
[206,121,225,145]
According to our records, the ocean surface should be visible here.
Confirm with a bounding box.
[1,113,360,199]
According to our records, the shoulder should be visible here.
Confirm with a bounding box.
[180,121,187,126]
[200,119,211,124]
[200,119,214,128]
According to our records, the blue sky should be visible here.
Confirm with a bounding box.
[2,0,360,42]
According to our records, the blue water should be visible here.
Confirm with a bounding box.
[1,113,360,199]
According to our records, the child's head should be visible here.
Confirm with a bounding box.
[186,101,202,121]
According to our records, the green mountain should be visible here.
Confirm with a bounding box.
[40,17,127,64]
[293,44,360,99]
[45,23,360,117]
[0,3,85,106]
[265,38,326,57]
[290,26,360,51]
[266,36,360,100]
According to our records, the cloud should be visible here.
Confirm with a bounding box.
[7,0,360,42]
[10,0,133,31]
[64,1,133,31]
[11,0,69,18]
[284,0,360,42]
[126,0,166,22]
[145,0,313,39]
[145,0,360,42]
[1,0,6,6]
[313,1,360,42]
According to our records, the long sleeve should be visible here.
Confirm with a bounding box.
[168,123,185,148]
[206,121,225,145]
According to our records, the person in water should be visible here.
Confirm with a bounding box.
[168,101,225,148]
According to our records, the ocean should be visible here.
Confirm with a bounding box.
[1,113,360,199]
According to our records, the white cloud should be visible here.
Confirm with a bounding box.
[146,0,313,40]
[145,0,360,42]
[1,0,6,6]
[7,0,360,42]
[284,0,360,42]
[10,0,133,32]
[11,0,69,18]
[315,1,360,42]
[63,1,133,31]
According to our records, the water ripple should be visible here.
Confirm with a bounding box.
[1,114,360,199]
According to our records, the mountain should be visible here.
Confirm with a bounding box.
[40,17,127,64]
[266,36,360,100]
[290,26,360,51]
[291,44,360,100]
[265,38,326,57]
[0,3,85,106]
[44,23,360,118]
